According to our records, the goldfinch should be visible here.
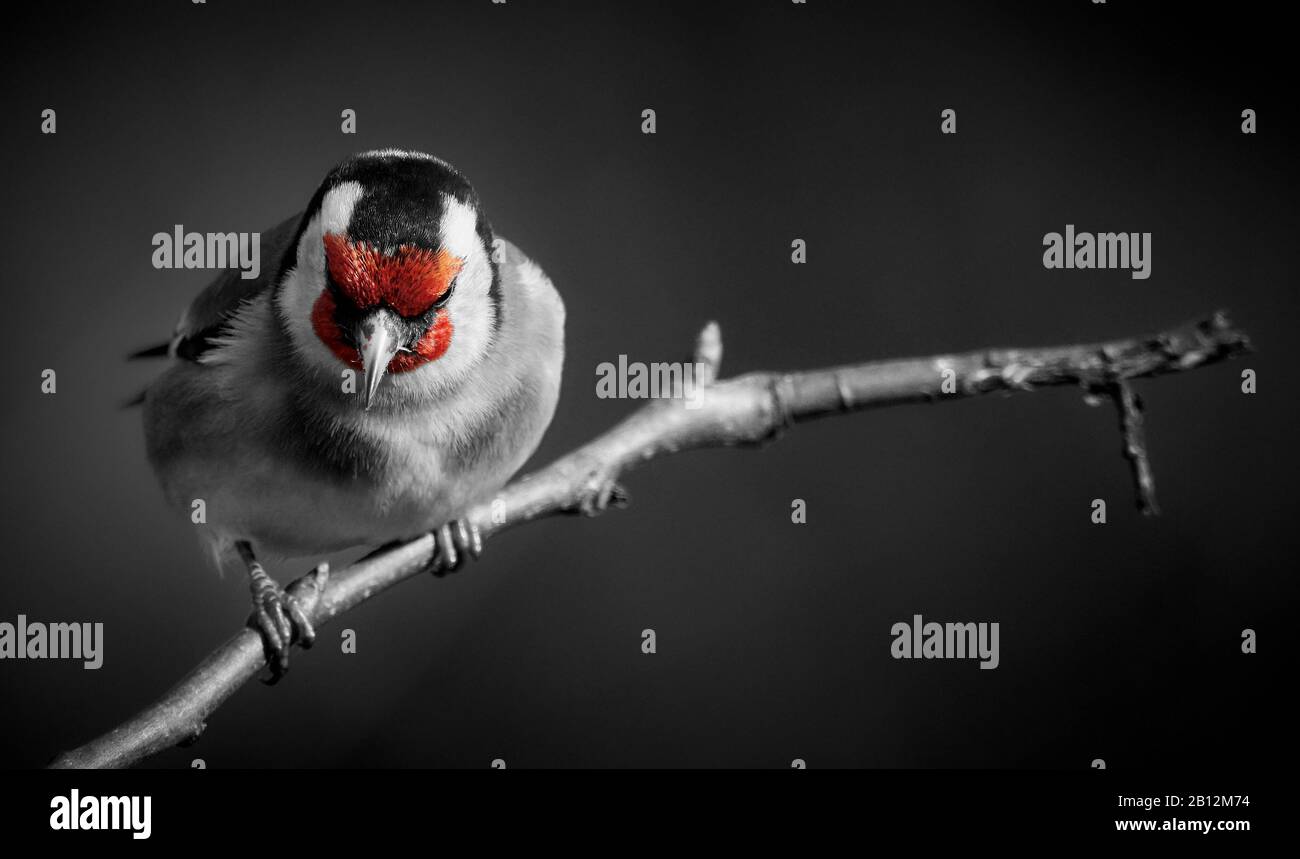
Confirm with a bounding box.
[136,149,565,674]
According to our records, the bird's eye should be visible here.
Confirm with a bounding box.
[432,280,456,308]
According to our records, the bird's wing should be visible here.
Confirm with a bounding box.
[133,212,305,362]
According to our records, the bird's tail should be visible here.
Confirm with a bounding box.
[129,342,170,359]
[123,341,170,408]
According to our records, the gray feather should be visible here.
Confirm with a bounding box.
[170,212,304,360]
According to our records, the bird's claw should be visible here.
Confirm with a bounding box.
[247,568,315,682]
[428,519,483,576]
[576,478,630,517]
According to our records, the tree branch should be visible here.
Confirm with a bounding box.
[50,311,1251,769]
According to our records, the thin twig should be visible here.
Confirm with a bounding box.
[1110,381,1159,515]
[49,311,1251,768]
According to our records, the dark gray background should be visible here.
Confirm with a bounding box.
[1,1,1292,768]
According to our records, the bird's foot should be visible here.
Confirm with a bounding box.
[574,476,630,517]
[427,519,483,576]
[237,542,317,682]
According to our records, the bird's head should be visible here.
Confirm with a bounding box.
[276,150,499,408]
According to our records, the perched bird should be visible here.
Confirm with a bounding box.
[135,150,566,675]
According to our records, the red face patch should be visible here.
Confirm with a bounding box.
[322,232,463,315]
[311,233,463,372]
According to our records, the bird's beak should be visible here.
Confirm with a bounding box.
[356,310,403,410]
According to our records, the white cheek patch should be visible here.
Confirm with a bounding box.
[439,195,479,260]
[275,215,337,371]
[320,181,365,235]
[275,181,368,370]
